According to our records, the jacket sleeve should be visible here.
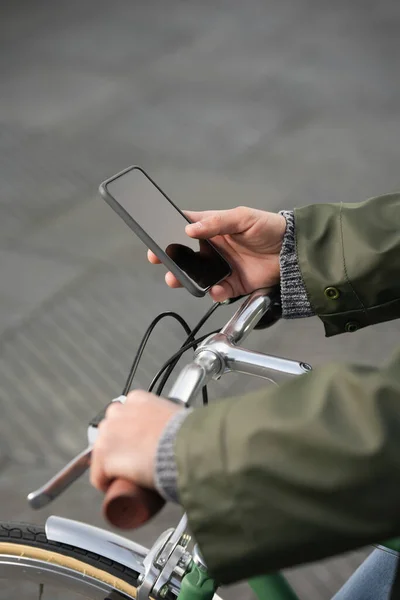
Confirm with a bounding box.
[295,193,400,336]
[175,351,400,584]
[175,192,400,584]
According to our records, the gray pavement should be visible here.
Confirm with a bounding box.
[1,0,400,598]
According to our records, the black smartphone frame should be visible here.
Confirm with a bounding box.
[99,165,232,297]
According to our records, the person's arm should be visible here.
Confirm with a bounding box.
[295,193,400,336]
[175,350,400,583]
[160,192,400,582]
[157,192,400,501]
[91,349,400,584]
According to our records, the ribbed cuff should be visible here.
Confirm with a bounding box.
[155,410,192,503]
[279,211,314,319]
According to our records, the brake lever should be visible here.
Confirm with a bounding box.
[27,446,93,509]
[27,396,126,509]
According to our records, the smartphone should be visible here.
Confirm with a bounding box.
[99,166,232,297]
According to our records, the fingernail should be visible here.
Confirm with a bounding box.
[187,222,202,231]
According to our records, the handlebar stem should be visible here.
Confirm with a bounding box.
[168,350,222,406]
[168,290,312,406]
[220,288,273,344]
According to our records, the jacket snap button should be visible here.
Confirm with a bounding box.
[345,321,359,333]
[324,286,340,300]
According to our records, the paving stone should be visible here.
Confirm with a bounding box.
[0,249,84,337]
[11,194,140,263]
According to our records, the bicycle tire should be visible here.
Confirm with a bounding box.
[0,521,141,599]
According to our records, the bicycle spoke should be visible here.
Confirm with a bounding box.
[37,583,44,600]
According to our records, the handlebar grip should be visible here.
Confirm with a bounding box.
[103,479,165,529]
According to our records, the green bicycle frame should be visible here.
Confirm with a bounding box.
[178,563,299,600]
[382,537,400,553]
[178,538,400,600]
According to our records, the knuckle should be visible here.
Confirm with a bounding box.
[93,435,106,453]
[235,205,254,224]
[127,390,147,404]
[210,213,222,228]
[126,391,139,405]
[97,419,106,433]
[235,205,249,217]
[96,423,117,450]
[105,402,122,420]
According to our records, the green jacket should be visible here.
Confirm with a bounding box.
[175,193,400,584]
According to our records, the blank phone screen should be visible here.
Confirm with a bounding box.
[105,168,231,292]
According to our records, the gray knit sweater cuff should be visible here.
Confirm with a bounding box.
[279,211,314,319]
[155,409,191,503]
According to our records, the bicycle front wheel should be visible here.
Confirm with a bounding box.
[0,521,141,599]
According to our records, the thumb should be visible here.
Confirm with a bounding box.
[185,207,253,239]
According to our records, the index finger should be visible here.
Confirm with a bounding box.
[184,210,220,223]
[147,249,161,264]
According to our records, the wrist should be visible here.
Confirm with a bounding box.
[279,211,314,319]
[155,409,192,503]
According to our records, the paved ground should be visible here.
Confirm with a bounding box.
[1,0,400,598]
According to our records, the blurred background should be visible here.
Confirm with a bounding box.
[0,0,399,598]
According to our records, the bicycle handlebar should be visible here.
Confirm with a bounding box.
[101,288,287,528]
[28,288,309,526]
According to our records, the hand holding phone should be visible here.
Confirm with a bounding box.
[99,166,232,297]
[149,207,286,303]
